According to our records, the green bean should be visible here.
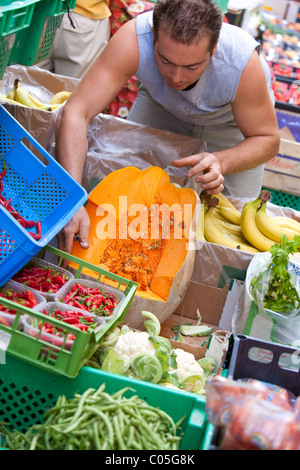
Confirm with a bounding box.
[66,388,95,426]
[29,434,39,450]
[112,414,126,450]
[1,384,183,450]
[124,424,135,448]
[85,406,115,445]
[44,427,55,450]
[92,421,102,450]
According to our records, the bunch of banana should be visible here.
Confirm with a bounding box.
[0,79,71,111]
[202,195,259,253]
[240,190,299,251]
[199,190,300,253]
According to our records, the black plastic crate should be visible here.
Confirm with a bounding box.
[228,334,300,397]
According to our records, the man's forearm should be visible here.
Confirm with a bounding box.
[214,134,280,176]
[56,108,89,185]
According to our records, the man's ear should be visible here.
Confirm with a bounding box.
[151,26,155,44]
[212,40,219,55]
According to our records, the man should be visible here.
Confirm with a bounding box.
[56,0,280,254]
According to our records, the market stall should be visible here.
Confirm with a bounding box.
[0,0,300,453]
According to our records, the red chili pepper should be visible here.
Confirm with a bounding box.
[24,219,36,228]
[27,280,41,290]
[73,300,89,310]
[0,154,7,181]
[4,197,12,209]
[0,156,42,239]
[25,290,37,307]
[77,285,89,296]
[0,316,10,327]
[28,231,42,241]
[53,275,65,286]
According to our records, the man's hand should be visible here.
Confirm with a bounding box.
[58,205,91,256]
[173,152,224,194]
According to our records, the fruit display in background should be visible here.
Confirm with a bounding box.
[199,190,300,253]
[0,78,71,110]
[71,166,200,329]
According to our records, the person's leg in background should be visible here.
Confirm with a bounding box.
[49,12,111,79]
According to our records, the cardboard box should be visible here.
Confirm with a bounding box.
[263,136,300,196]
[0,64,79,153]
[160,241,254,371]
[263,111,300,196]
[160,281,231,373]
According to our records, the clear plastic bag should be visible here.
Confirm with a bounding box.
[241,251,300,345]
[220,396,300,450]
[251,254,300,317]
[205,375,295,429]
[206,375,300,450]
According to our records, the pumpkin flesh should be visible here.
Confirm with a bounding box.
[72,166,198,302]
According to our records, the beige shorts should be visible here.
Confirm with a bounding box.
[50,12,111,79]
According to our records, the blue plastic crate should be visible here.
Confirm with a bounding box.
[0,105,87,286]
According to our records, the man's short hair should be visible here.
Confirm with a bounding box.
[153,0,223,52]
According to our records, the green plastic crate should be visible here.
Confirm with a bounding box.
[262,187,300,212]
[0,354,208,450]
[0,0,39,36]
[0,34,14,79]
[0,245,138,378]
[0,0,40,79]
[214,0,229,12]
[9,0,76,66]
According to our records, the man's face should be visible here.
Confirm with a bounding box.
[153,28,216,90]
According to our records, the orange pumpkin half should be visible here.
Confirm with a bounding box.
[71,166,199,329]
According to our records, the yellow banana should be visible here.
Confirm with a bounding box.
[211,191,241,215]
[272,216,300,234]
[0,93,25,106]
[217,205,241,225]
[213,210,229,222]
[217,218,243,237]
[49,90,71,105]
[14,79,51,110]
[195,204,205,241]
[204,206,259,253]
[256,201,298,243]
[240,195,276,252]
[209,207,242,235]
[6,83,17,100]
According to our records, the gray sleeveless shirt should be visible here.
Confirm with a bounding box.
[133,11,274,199]
[135,11,273,127]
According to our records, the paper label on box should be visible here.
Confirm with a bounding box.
[0,330,11,364]
[0,330,11,352]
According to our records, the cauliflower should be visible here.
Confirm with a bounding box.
[113,330,155,369]
[170,348,204,381]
